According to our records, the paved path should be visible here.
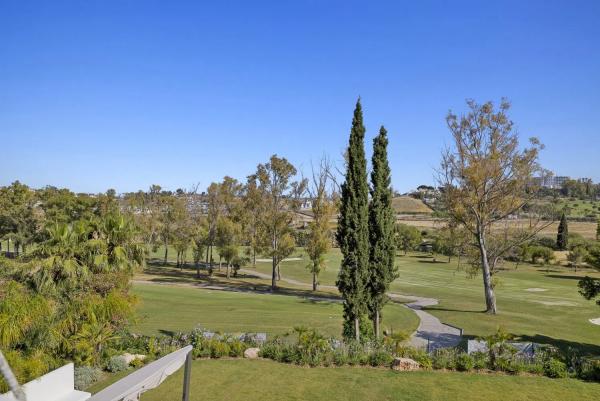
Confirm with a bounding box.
[239,268,462,349]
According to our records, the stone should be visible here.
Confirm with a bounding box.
[391,357,420,371]
[244,348,260,359]
[122,353,146,364]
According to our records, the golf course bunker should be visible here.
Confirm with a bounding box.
[533,300,577,306]
[525,288,548,292]
[589,318,600,326]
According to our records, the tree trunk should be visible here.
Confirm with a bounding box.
[253,247,256,267]
[0,350,26,401]
[276,264,281,281]
[375,310,380,339]
[208,245,213,276]
[196,261,200,278]
[354,317,360,342]
[271,257,277,290]
[163,242,168,265]
[312,271,317,291]
[226,263,231,279]
[477,230,497,314]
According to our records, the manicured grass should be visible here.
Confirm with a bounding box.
[131,283,418,337]
[95,359,600,401]
[249,249,600,352]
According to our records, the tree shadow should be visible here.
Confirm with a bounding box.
[136,262,340,301]
[514,334,600,355]
[545,274,586,280]
[417,260,447,264]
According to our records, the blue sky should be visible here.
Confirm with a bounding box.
[1,0,599,194]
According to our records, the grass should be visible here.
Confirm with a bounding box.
[131,282,419,337]
[392,196,433,214]
[92,359,600,401]
[141,243,600,352]
[246,249,600,353]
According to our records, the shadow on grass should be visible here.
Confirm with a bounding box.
[515,334,600,356]
[138,261,340,301]
[545,274,587,280]
[418,260,448,264]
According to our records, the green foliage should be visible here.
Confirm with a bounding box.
[336,99,370,340]
[106,355,128,373]
[432,348,459,370]
[74,366,103,391]
[130,358,145,368]
[210,340,231,358]
[367,349,394,367]
[528,245,555,265]
[368,126,398,335]
[394,224,422,255]
[578,276,600,305]
[544,358,568,378]
[556,213,569,250]
[456,353,475,371]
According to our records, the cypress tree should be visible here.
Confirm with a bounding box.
[368,126,398,338]
[336,99,370,341]
[596,218,600,241]
[557,212,569,250]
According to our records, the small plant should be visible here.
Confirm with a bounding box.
[210,340,231,358]
[130,358,145,369]
[432,348,458,370]
[106,355,128,373]
[544,358,568,378]
[471,351,488,370]
[456,353,474,371]
[368,349,394,367]
[74,366,103,390]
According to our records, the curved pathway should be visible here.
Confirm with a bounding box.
[238,268,462,350]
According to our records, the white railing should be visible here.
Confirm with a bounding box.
[88,345,193,401]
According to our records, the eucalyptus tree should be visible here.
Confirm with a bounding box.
[305,157,337,291]
[438,99,551,314]
[255,155,306,290]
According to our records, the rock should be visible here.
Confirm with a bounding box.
[244,348,260,359]
[122,353,146,364]
[391,357,420,371]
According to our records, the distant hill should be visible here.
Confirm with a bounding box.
[392,196,433,215]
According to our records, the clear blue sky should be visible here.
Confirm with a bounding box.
[1,0,599,194]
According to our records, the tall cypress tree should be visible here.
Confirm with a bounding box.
[336,99,370,341]
[368,126,397,338]
[557,212,569,250]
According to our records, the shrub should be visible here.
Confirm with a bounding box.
[210,341,231,358]
[581,359,600,381]
[74,366,103,390]
[471,351,488,370]
[368,349,394,367]
[544,358,568,378]
[130,358,145,369]
[106,355,128,373]
[228,339,245,357]
[456,353,474,371]
[432,348,458,370]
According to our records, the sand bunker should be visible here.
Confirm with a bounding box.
[589,318,600,326]
[525,288,548,292]
[532,300,577,306]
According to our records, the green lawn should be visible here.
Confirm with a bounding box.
[248,249,600,352]
[93,359,600,401]
[141,245,600,352]
[132,283,418,337]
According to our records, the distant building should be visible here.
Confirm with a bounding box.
[533,175,570,189]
